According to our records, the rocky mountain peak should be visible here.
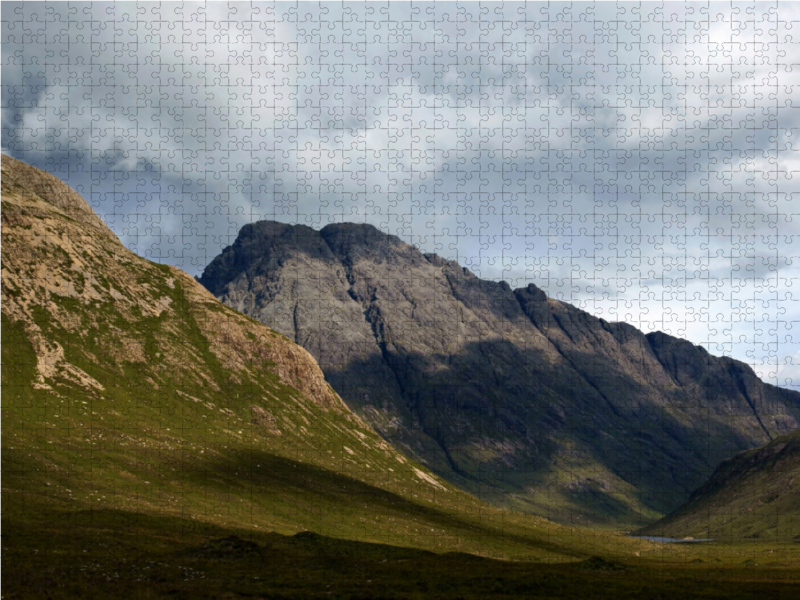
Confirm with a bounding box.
[320,221,423,266]
[201,218,800,528]
[320,221,385,237]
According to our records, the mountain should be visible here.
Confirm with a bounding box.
[5,156,800,599]
[1,153,605,564]
[637,429,800,541]
[198,220,800,528]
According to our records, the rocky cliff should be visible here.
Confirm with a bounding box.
[200,221,800,528]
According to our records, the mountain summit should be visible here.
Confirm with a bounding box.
[200,219,800,528]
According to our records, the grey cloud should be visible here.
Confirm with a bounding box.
[3,1,800,389]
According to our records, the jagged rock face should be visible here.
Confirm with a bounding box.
[3,155,463,508]
[199,220,800,527]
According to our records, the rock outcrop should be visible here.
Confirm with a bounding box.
[1,155,117,238]
[199,220,800,527]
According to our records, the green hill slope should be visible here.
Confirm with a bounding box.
[638,429,800,542]
[1,153,582,560]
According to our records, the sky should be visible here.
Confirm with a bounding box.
[3,1,800,392]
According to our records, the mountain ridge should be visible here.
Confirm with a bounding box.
[200,218,800,528]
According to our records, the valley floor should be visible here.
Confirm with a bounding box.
[4,500,800,600]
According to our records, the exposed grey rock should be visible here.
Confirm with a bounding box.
[199,220,800,527]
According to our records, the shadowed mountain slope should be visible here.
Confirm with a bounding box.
[199,220,800,528]
[637,429,800,542]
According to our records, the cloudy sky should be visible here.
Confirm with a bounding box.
[3,1,800,391]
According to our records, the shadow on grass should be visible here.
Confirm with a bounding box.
[4,501,800,600]
[1,446,576,558]
[172,448,579,557]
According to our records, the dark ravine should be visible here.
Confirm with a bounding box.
[199,220,800,528]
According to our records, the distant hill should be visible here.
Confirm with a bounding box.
[637,429,800,541]
[199,219,800,528]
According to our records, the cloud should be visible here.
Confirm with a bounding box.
[3,1,799,390]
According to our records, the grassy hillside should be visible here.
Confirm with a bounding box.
[638,429,800,542]
[0,153,582,559]
[3,154,800,598]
